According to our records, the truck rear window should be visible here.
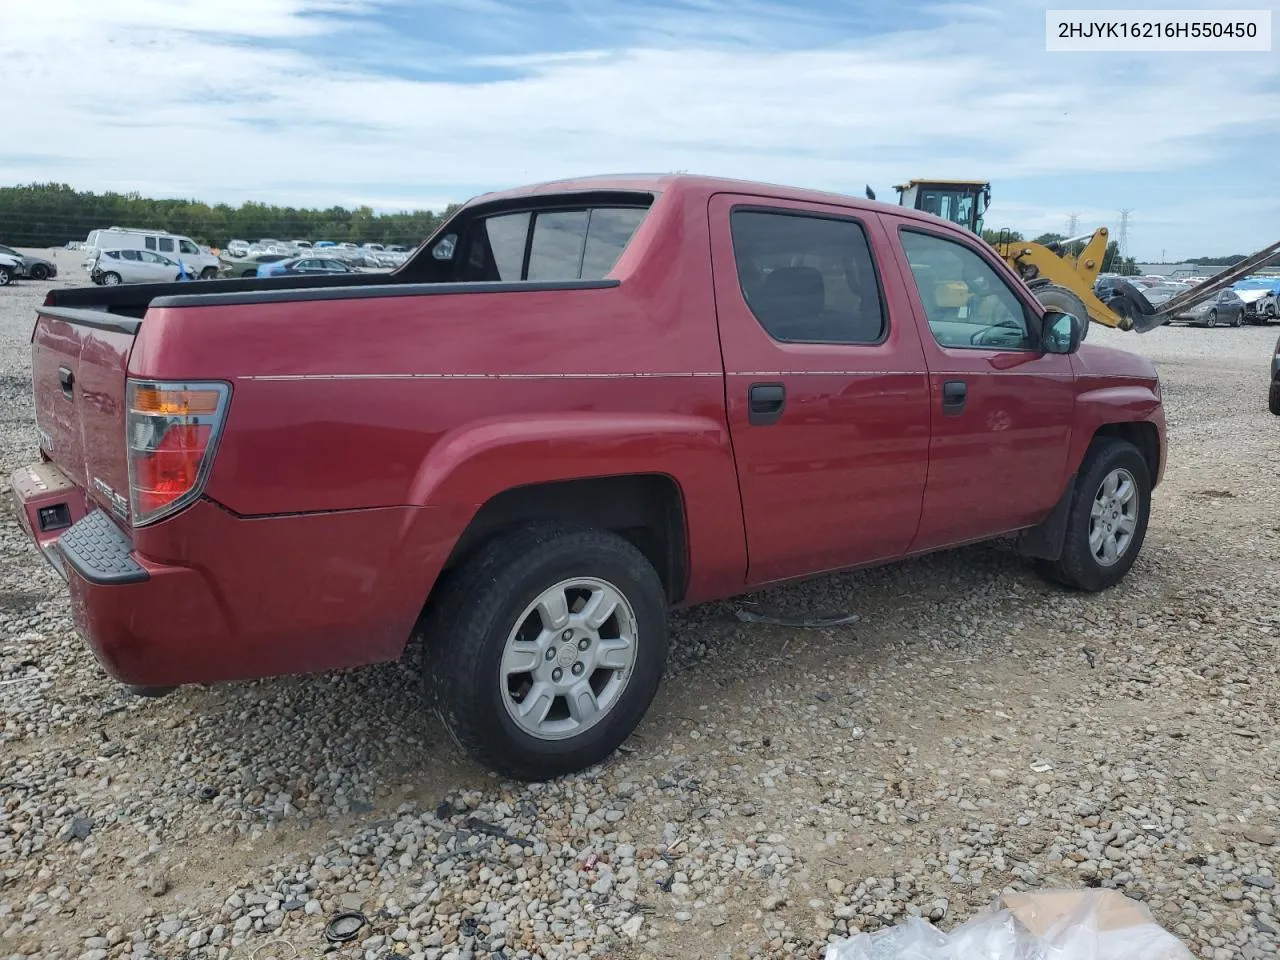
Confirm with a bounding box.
[469,206,648,282]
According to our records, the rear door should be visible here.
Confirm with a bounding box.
[709,193,932,585]
[881,215,1076,551]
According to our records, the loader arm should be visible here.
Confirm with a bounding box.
[996,228,1135,330]
[1135,240,1280,332]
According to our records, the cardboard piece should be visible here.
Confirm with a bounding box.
[1000,888,1154,936]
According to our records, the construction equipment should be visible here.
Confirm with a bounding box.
[883,178,1280,334]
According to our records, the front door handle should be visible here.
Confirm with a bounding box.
[941,379,967,415]
[748,382,786,426]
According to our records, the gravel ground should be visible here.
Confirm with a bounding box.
[1,249,1278,960]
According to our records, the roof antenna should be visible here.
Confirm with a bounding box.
[865,185,876,201]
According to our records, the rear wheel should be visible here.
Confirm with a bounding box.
[0,268,11,287]
[422,522,669,780]
[1032,283,1091,340]
[100,271,121,286]
[28,264,49,281]
[1232,310,1243,327]
[1270,381,1280,416]
[1035,437,1151,592]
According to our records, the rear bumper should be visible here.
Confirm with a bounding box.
[10,461,460,689]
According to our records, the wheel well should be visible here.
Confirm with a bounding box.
[1092,422,1161,487]
[441,474,689,603]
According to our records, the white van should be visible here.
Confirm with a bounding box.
[83,227,220,278]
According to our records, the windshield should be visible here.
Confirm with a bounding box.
[917,189,980,233]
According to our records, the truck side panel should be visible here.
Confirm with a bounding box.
[126,185,750,610]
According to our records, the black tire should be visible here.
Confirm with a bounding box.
[100,271,121,286]
[1232,310,1242,328]
[422,522,669,780]
[1033,283,1091,341]
[1206,310,1217,328]
[200,267,218,280]
[28,264,49,281]
[1035,438,1151,592]
[0,268,11,287]
[1269,381,1280,416]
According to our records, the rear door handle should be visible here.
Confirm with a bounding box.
[748,382,786,426]
[941,379,967,414]
[57,366,74,399]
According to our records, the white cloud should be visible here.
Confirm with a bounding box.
[3,0,1279,256]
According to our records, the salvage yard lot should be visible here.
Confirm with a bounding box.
[0,249,1277,960]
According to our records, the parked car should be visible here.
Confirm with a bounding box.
[226,240,251,258]
[1258,290,1279,322]
[1271,332,1280,415]
[0,252,19,286]
[220,253,292,278]
[1140,282,1190,307]
[83,227,220,278]
[0,245,58,280]
[12,173,1166,782]
[257,256,356,277]
[88,248,195,285]
[1175,288,1247,327]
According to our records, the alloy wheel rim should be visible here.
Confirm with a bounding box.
[1089,467,1138,567]
[500,577,638,741]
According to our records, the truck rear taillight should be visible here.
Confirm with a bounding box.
[126,380,231,526]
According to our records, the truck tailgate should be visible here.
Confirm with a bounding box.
[32,307,138,523]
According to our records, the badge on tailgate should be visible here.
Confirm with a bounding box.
[92,477,130,521]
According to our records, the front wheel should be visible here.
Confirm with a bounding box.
[1232,310,1243,327]
[422,522,669,780]
[1032,283,1091,341]
[1035,437,1151,592]
[1206,310,1218,328]
[1269,381,1280,416]
[200,267,218,280]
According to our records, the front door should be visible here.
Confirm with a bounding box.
[709,193,932,585]
[879,215,1077,552]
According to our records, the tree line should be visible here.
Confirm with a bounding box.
[0,182,459,249]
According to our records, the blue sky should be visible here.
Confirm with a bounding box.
[3,0,1279,260]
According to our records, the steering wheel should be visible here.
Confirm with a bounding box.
[970,324,1026,348]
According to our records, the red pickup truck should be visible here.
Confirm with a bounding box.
[12,175,1165,780]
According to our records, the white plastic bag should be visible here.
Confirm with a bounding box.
[824,889,1194,960]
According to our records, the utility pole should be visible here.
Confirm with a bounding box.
[1118,209,1132,265]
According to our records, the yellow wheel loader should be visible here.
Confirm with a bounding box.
[881,178,1280,334]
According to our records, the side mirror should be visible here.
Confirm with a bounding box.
[1042,309,1083,354]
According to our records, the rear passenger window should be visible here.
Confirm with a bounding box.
[158,237,175,253]
[729,209,886,344]
[476,212,530,280]
[466,206,649,282]
[144,237,157,251]
[581,208,648,278]
[527,210,591,281]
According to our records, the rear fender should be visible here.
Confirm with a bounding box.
[406,412,749,603]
